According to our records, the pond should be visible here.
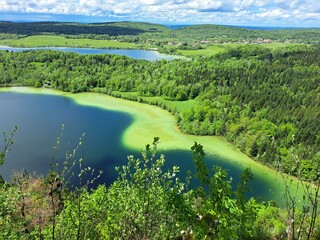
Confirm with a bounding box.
[0,45,185,61]
[0,89,285,203]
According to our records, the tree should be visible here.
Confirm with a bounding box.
[190,142,257,239]
[0,126,17,166]
[101,137,191,239]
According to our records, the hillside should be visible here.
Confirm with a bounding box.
[0,21,169,36]
[0,21,320,45]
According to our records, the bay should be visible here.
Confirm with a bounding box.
[0,90,283,202]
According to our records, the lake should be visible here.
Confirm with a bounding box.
[0,45,184,61]
[0,90,284,202]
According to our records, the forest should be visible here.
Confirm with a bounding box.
[1,45,320,181]
[1,22,320,238]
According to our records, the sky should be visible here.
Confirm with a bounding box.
[0,0,319,27]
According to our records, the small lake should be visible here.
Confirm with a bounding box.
[0,91,282,202]
[0,45,184,61]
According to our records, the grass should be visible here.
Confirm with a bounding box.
[177,45,225,57]
[0,35,139,49]
[177,42,300,57]
[262,42,298,49]
[112,91,197,112]
[165,99,197,112]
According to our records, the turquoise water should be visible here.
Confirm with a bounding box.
[0,45,184,61]
[0,92,279,201]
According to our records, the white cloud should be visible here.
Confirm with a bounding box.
[0,0,319,27]
[256,8,291,18]
[139,0,163,5]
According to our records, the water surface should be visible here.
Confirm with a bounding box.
[0,92,133,186]
[0,45,184,61]
[0,91,282,201]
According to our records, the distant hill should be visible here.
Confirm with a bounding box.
[172,24,320,43]
[0,21,170,36]
[0,21,319,44]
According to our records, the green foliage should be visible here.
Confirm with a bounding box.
[0,183,25,239]
[190,142,258,239]
[253,204,287,239]
[101,137,190,239]
[0,126,17,166]
[2,136,320,239]
[278,150,320,240]
[191,142,209,185]
[42,186,108,239]
[39,138,191,239]
[0,35,138,49]
[0,21,167,36]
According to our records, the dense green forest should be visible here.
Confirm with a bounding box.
[0,21,167,36]
[1,45,320,181]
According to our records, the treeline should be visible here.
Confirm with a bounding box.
[1,45,320,180]
[1,21,320,45]
[0,21,162,36]
[173,25,320,44]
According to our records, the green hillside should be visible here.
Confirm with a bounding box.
[0,21,320,45]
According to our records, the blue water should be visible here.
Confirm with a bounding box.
[0,91,279,201]
[0,92,133,186]
[0,45,184,61]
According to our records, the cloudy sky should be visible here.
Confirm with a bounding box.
[0,0,319,27]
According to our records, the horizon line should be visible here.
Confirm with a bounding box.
[0,20,319,30]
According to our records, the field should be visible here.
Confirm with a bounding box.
[177,44,226,57]
[177,42,297,57]
[0,35,139,49]
[112,91,197,112]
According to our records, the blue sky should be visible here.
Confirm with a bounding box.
[0,0,319,27]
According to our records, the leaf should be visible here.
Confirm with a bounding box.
[0,152,5,165]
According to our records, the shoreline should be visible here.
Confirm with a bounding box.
[1,87,261,162]
[0,87,305,205]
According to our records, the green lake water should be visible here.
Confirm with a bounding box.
[0,91,283,201]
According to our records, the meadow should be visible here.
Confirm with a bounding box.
[0,35,139,49]
[176,42,296,57]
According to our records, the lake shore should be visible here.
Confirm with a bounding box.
[1,87,305,205]
[0,45,185,61]
[0,87,262,163]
